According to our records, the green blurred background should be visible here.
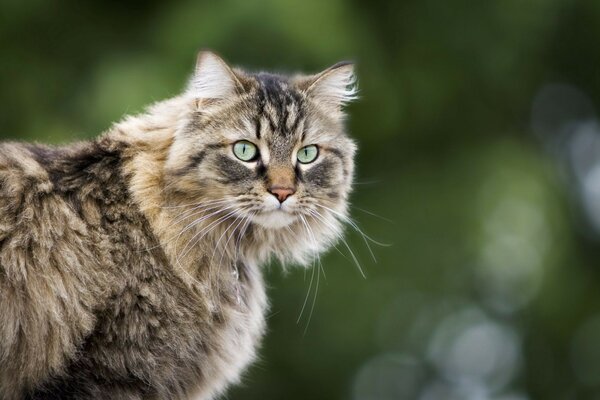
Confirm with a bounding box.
[3,0,600,399]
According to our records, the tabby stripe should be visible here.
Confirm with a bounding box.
[326,147,345,162]
[173,142,227,176]
[255,119,261,139]
[327,147,349,179]
[288,112,304,135]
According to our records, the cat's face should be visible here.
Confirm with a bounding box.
[165,52,356,233]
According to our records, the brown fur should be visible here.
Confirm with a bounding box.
[0,52,356,399]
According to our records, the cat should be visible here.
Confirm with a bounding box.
[0,51,357,399]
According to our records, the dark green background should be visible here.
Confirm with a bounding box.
[3,1,600,399]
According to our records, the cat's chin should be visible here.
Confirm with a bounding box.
[252,210,297,229]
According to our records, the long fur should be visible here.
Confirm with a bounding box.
[0,52,356,399]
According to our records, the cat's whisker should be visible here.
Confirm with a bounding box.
[175,210,234,270]
[234,211,255,256]
[218,210,252,267]
[153,200,234,239]
[214,211,255,308]
[169,199,234,224]
[314,203,386,264]
[303,251,320,333]
[154,177,181,198]
[350,205,395,224]
[211,211,246,268]
[177,209,239,265]
[307,209,366,279]
[297,242,316,325]
[169,203,233,223]
[329,243,353,264]
[296,216,313,324]
[174,204,237,243]
[140,203,236,252]
[209,212,248,307]
[316,203,388,247]
[299,213,322,270]
[353,179,382,186]
[296,214,325,334]
[234,216,250,253]
[159,197,238,210]
[304,215,327,320]
[224,213,254,262]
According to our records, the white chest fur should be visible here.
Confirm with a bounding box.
[191,260,268,400]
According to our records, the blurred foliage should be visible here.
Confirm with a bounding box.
[3,0,600,399]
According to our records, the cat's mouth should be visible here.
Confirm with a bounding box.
[247,194,299,229]
[252,209,297,229]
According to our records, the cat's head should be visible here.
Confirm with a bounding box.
[163,51,357,264]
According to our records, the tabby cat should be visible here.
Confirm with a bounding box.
[0,51,356,399]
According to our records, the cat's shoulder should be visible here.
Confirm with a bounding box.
[0,142,52,182]
[0,142,55,203]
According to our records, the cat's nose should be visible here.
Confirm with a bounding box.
[268,186,296,203]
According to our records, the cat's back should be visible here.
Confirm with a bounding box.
[0,142,55,239]
[0,141,118,399]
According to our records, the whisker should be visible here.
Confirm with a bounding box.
[296,215,314,324]
[210,214,241,262]
[138,202,234,252]
[213,211,248,268]
[296,214,326,334]
[145,204,237,252]
[177,209,239,264]
[209,212,247,306]
[299,214,321,268]
[316,203,388,247]
[307,209,366,278]
[297,247,316,325]
[172,204,248,286]
[169,201,233,231]
[350,205,395,224]
[314,203,388,264]
[304,258,320,336]
[235,212,254,253]
[159,197,240,210]
[353,179,382,186]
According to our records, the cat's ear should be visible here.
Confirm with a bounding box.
[187,51,242,100]
[298,61,358,111]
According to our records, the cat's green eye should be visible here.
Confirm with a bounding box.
[233,141,258,162]
[297,145,319,164]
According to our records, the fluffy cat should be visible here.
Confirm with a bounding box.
[0,51,356,399]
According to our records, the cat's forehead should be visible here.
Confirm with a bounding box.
[255,72,302,105]
[253,73,305,140]
[210,72,338,147]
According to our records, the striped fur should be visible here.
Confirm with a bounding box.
[0,52,356,399]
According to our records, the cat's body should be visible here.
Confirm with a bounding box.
[0,137,266,399]
[0,52,356,399]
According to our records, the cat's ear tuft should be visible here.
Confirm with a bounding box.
[300,61,358,110]
[187,51,241,99]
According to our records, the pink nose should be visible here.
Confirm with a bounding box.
[268,186,295,203]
